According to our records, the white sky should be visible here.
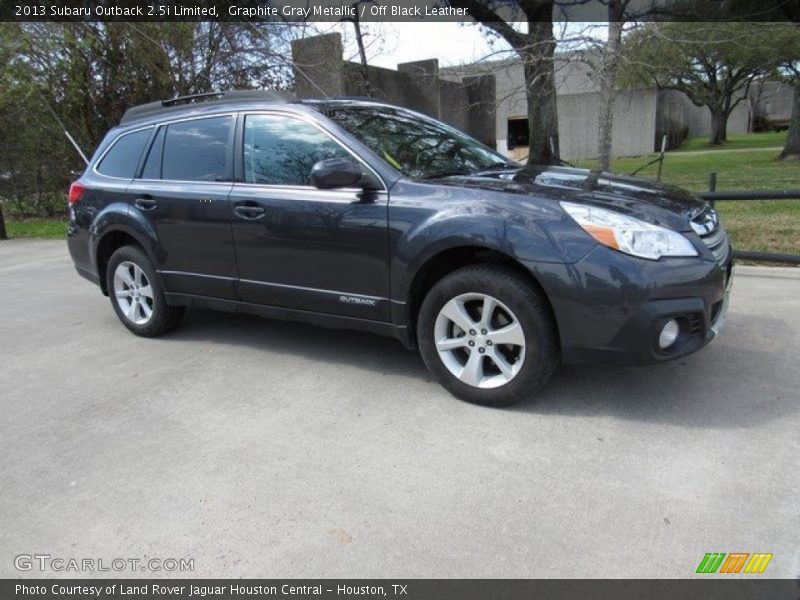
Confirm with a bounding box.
[319,22,512,69]
[319,22,608,70]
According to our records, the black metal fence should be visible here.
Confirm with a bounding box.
[698,172,800,265]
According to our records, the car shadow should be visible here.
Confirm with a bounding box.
[162,309,795,430]
[165,308,428,380]
[513,312,797,430]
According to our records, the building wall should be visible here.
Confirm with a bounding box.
[445,58,660,159]
[444,57,777,159]
[657,89,750,139]
[751,80,795,122]
[481,59,656,159]
[558,89,658,160]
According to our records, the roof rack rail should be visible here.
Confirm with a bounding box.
[120,89,296,125]
[162,91,225,107]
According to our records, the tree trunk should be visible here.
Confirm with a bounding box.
[709,108,728,146]
[0,204,7,241]
[779,85,800,160]
[350,5,373,98]
[523,20,559,165]
[597,18,624,171]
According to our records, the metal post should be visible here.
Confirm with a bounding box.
[708,172,717,208]
[655,134,667,182]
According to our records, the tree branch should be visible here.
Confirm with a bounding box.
[446,0,528,50]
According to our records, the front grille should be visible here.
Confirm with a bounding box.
[686,313,703,335]
[691,207,729,267]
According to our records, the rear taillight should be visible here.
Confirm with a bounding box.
[68,181,85,205]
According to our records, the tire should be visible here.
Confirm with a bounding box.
[106,245,184,337]
[417,264,558,407]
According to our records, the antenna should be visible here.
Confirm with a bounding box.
[41,100,89,166]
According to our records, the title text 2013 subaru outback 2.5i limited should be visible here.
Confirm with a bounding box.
[67,91,733,407]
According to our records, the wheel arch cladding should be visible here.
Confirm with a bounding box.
[95,230,148,295]
[405,245,560,348]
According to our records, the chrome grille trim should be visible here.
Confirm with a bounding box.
[692,207,729,267]
[691,206,720,237]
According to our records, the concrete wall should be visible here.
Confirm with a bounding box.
[444,56,780,159]
[444,57,658,160]
[292,33,346,97]
[657,89,750,139]
[463,58,656,160]
[291,33,496,146]
[557,89,658,160]
[752,81,795,122]
[443,56,603,154]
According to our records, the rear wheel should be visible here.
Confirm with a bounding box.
[418,265,558,407]
[106,245,184,337]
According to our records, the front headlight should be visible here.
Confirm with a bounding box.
[560,201,698,260]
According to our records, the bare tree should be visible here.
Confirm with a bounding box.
[596,2,628,171]
[779,78,800,161]
[447,0,560,165]
[341,1,374,97]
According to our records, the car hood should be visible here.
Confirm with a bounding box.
[437,165,708,231]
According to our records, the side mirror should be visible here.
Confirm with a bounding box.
[310,157,364,190]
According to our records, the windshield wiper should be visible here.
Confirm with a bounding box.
[473,162,518,174]
[421,170,472,180]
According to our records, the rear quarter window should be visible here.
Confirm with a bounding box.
[161,116,233,182]
[96,128,152,178]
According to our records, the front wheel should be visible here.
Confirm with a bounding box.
[417,265,558,407]
[106,245,184,337]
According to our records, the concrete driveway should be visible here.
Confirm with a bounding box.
[1,240,798,578]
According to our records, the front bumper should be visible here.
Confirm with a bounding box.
[530,242,734,366]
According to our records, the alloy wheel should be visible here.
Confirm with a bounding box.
[113,261,155,326]
[433,292,526,389]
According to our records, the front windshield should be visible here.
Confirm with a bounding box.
[322,106,516,180]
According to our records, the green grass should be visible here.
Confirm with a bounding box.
[575,132,800,257]
[674,131,787,152]
[4,218,68,239]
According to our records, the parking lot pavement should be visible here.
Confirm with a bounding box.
[0,239,798,579]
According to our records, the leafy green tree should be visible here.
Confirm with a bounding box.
[622,22,781,146]
[0,22,303,217]
[772,26,800,160]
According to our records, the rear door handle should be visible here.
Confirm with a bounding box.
[234,202,266,220]
[134,197,157,211]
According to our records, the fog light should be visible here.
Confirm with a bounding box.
[658,319,680,350]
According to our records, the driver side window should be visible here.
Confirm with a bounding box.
[243,114,349,186]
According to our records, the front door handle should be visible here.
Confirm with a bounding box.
[234,202,266,220]
[134,196,157,211]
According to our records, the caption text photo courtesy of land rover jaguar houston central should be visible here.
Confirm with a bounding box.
[66,90,734,406]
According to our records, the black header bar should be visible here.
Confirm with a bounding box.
[3,579,799,600]
[2,0,799,22]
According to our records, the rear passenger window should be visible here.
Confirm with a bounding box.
[161,116,232,182]
[96,128,152,178]
[243,114,349,186]
[141,126,165,180]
